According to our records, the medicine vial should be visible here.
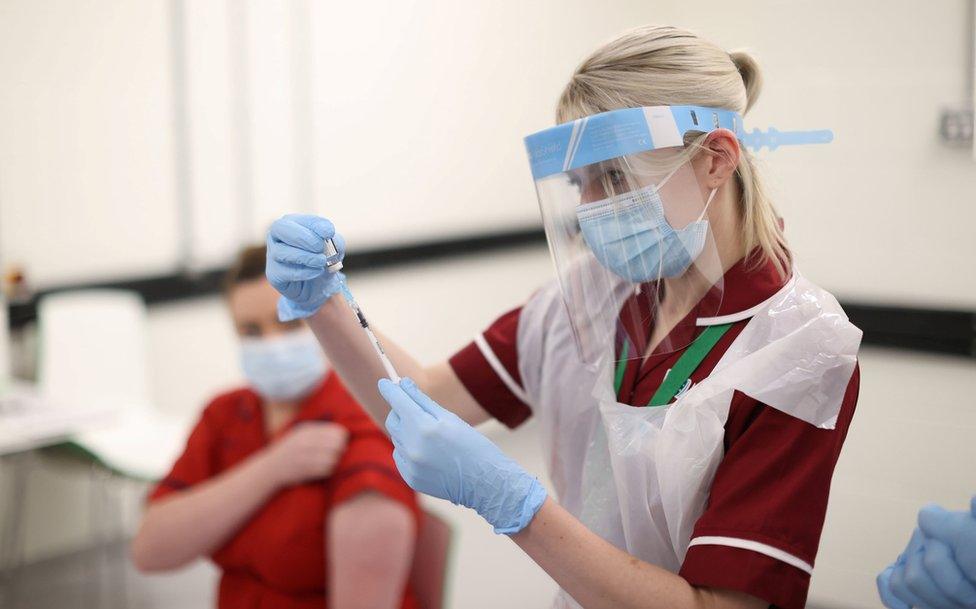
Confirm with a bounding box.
[323,237,343,272]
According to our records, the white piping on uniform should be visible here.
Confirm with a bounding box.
[695,268,799,327]
[474,334,531,407]
[688,536,814,574]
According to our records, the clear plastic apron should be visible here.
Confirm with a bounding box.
[517,271,862,609]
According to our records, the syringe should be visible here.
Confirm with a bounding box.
[324,238,401,383]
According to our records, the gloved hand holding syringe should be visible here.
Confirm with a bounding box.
[322,237,401,383]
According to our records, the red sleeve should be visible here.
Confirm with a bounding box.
[679,365,860,609]
[326,384,420,526]
[148,400,221,503]
[448,306,532,428]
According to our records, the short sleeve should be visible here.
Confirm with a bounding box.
[148,404,219,503]
[448,306,532,428]
[679,365,861,609]
[325,384,421,525]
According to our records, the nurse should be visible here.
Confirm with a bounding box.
[266,25,862,609]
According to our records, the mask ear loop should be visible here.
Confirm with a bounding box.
[696,187,718,223]
[653,162,684,192]
[657,159,717,225]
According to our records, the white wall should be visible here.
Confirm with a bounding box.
[815,348,976,608]
[3,0,974,304]
[0,0,179,285]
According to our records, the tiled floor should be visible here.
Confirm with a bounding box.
[1,540,217,609]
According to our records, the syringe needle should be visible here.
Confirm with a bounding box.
[337,277,401,383]
[364,325,401,383]
[322,236,400,382]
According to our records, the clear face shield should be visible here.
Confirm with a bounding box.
[525,106,833,366]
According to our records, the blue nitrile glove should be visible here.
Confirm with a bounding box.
[877,497,976,609]
[878,529,919,609]
[378,377,547,535]
[266,214,346,321]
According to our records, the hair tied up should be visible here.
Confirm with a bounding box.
[728,50,763,114]
[554,26,789,280]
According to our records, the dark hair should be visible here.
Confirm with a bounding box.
[223,244,267,295]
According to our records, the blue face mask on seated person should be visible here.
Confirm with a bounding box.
[576,172,716,283]
[240,330,327,402]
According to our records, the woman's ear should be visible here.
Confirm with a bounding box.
[700,129,740,190]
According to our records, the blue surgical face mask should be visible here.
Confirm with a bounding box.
[576,172,716,283]
[240,330,328,402]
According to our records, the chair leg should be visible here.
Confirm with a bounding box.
[106,473,130,609]
[0,451,33,609]
[86,468,134,609]
[86,463,110,609]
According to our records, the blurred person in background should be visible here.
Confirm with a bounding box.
[265,25,861,609]
[878,496,976,609]
[130,245,420,609]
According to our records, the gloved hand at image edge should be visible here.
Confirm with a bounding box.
[266,214,347,321]
[877,497,976,609]
[378,377,547,535]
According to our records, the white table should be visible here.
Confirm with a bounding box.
[0,382,120,604]
[0,383,119,457]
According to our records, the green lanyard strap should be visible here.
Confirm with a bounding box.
[613,323,733,407]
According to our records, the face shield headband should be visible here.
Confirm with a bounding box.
[524,104,833,181]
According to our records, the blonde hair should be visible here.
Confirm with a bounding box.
[556,25,789,278]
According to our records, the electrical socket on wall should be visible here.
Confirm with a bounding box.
[939,107,974,146]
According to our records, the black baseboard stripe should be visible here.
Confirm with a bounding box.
[842,304,975,357]
[6,228,975,358]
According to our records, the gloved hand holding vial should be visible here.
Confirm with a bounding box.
[266,214,399,383]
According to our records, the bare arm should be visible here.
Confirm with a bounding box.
[132,423,347,572]
[512,499,767,609]
[131,453,278,572]
[307,293,490,426]
[328,492,416,609]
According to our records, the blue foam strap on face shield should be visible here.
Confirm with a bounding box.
[738,126,834,151]
[524,105,834,180]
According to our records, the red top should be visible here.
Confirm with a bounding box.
[449,255,859,609]
[149,372,420,609]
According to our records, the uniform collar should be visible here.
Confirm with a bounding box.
[616,250,792,357]
[616,248,792,353]
[242,371,337,438]
[289,371,338,423]
[695,252,793,327]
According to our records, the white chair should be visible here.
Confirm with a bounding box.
[37,290,191,481]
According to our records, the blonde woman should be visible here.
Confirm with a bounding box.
[266,26,862,609]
